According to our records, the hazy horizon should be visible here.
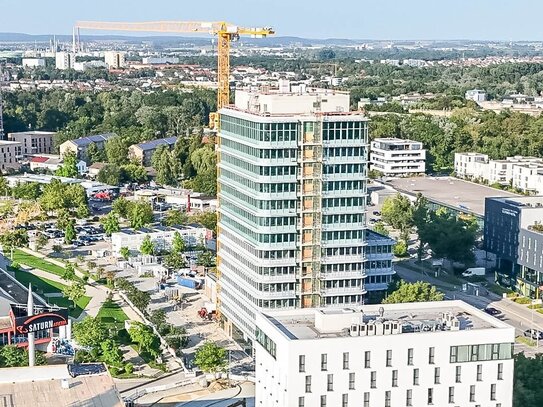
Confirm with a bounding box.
[1,0,543,41]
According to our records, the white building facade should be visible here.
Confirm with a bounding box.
[111,225,209,256]
[254,301,514,407]
[370,138,426,177]
[104,51,126,69]
[218,87,371,346]
[455,153,543,194]
[55,52,74,70]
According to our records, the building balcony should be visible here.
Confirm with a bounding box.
[322,222,366,232]
[364,282,390,292]
[321,254,366,264]
[320,271,367,279]
[259,290,296,299]
[366,252,394,261]
[322,189,367,197]
[321,286,366,296]
[256,274,297,283]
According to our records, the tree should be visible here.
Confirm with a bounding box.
[163,209,189,226]
[128,322,159,356]
[128,201,154,229]
[86,142,106,164]
[149,309,167,327]
[121,163,148,183]
[171,231,186,254]
[73,317,108,348]
[105,136,128,167]
[393,240,408,257]
[381,193,413,240]
[120,246,130,260]
[513,352,543,407]
[194,341,227,374]
[0,176,11,197]
[140,235,154,255]
[62,262,76,281]
[129,288,151,311]
[418,208,477,264]
[97,164,122,186]
[64,219,76,244]
[190,211,217,237]
[56,152,79,178]
[318,49,336,60]
[52,244,63,254]
[101,339,124,367]
[36,233,48,250]
[383,280,444,304]
[371,222,389,237]
[165,251,187,271]
[112,196,129,218]
[197,250,215,267]
[152,145,177,186]
[62,282,85,309]
[101,212,120,236]
[0,229,29,253]
[412,193,430,261]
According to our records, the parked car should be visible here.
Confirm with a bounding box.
[523,329,543,340]
[372,211,381,216]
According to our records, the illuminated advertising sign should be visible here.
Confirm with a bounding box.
[15,309,69,334]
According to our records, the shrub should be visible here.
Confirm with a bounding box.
[514,297,532,305]
[125,362,134,374]
[10,261,20,270]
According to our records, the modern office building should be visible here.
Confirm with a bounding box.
[484,196,543,296]
[369,138,426,177]
[8,131,55,155]
[218,86,374,346]
[254,301,515,407]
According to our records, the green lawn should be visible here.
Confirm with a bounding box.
[13,249,66,277]
[13,270,64,294]
[97,300,129,327]
[12,270,90,318]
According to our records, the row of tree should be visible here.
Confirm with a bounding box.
[380,193,478,265]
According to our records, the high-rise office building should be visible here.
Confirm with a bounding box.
[218,85,389,346]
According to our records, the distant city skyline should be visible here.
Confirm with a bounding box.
[1,0,543,41]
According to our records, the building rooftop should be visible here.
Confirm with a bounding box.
[373,137,422,145]
[488,196,543,208]
[0,364,123,407]
[68,133,116,147]
[385,176,519,217]
[262,300,511,341]
[135,136,177,151]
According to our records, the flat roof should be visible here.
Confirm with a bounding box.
[385,176,519,217]
[262,300,511,341]
[373,137,421,144]
[0,365,123,407]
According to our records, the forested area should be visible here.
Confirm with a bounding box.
[2,88,217,193]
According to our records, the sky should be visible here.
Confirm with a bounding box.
[0,0,542,41]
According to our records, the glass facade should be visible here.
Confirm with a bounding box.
[218,110,370,341]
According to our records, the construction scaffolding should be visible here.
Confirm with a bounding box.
[298,113,324,308]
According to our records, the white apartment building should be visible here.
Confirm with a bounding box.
[218,86,377,347]
[255,301,514,407]
[111,224,209,256]
[104,51,126,69]
[370,138,425,177]
[55,52,74,70]
[22,58,46,68]
[455,153,543,194]
[454,152,490,180]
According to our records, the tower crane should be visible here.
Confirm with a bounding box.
[74,21,275,127]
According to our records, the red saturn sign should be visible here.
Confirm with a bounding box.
[15,310,69,334]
